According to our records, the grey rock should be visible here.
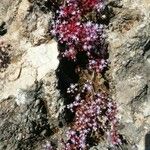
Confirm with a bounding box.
[0,0,150,149]
[108,0,150,149]
[0,82,51,149]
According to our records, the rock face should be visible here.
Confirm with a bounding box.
[0,0,150,150]
[0,0,63,149]
[108,0,150,149]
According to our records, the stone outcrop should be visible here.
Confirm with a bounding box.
[108,0,150,149]
[0,0,63,149]
[0,0,149,149]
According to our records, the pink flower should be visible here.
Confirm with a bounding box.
[51,0,120,148]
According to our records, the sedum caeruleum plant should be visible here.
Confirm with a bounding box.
[51,0,122,149]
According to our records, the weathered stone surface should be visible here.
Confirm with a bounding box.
[0,0,150,149]
[0,0,64,149]
[0,82,50,150]
[108,0,150,149]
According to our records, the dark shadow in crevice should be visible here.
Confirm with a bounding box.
[56,57,78,124]
[38,0,60,13]
[143,39,150,56]
[76,52,89,69]
[56,58,79,100]
[97,5,115,25]
[145,131,150,150]
[28,0,61,13]
[0,22,7,36]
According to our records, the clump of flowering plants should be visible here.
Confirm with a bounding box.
[50,0,121,149]
[65,80,121,149]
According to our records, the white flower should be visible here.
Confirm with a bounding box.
[86,21,92,27]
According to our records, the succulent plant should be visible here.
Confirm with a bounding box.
[50,0,121,149]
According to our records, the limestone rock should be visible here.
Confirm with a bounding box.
[0,0,64,149]
[108,0,150,149]
[0,0,150,149]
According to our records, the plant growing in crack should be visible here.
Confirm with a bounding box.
[50,0,122,149]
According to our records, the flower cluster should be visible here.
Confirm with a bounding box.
[51,0,106,71]
[88,59,107,73]
[67,83,79,96]
[70,0,104,14]
[65,129,87,149]
[51,0,121,149]
[52,20,105,61]
[64,82,121,149]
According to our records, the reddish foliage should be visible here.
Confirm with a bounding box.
[51,0,121,149]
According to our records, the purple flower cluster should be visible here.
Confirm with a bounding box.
[65,129,87,149]
[51,0,107,72]
[51,0,121,149]
[88,59,107,73]
[52,20,105,62]
[65,82,121,149]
